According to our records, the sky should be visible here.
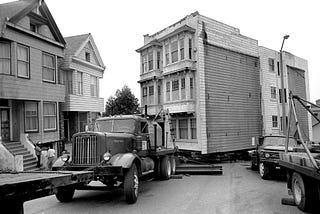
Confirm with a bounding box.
[1,0,320,103]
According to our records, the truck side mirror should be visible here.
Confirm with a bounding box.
[258,137,264,146]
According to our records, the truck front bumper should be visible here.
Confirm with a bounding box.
[53,165,124,177]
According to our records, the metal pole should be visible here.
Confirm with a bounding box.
[280,35,289,135]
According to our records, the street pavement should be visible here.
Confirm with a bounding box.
[24,161,308,214]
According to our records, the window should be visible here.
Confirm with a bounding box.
[172,80,179,91]
[77,72,83,95]
[157,51,161,69]
[43,102,56,131]
[142,53,147,73]
[149,86,154,96]
[17,44,29,78]
[180,38,184,60]
[165,44,169,65]
[170,119,176,138]
[58,69,65,85]
[190,77,194,99]
[190,118,197,139]
[171,40,178,63]
[142,87,147,97]
[279,88,287,103]
[188,38,192,59]
[166,82,170,92]
[42,53,55,82]
[90,76,98,97]
[268,58,275,71]
[272,115,278,128]
[0,42,10,75]
[25,102,38,132]
[85,52,90,62]
[181,78,185,89]
[66,71,73,94]
[148,51,153,70]
[157,85,161,104]
[30,23,37,33]
[277,61,280,76]
[280,116,289,131]
[179,119,188,139]
[271,86,276,99]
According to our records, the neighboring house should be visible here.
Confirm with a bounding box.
[259,46,312,140]
[0,0,66,170]
[136,12,261,154]
[59,33,105,141]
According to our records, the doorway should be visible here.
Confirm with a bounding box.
[0,108,10,142]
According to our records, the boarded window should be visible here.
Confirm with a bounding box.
[0,42,10,75]
[25,102,38,132]
[17,45,29,78]
[43,102,56,131]
[42,53,55,82]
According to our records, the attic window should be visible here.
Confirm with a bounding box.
[30,23,38,33]
[85,52,90,62]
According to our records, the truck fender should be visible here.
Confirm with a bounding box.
[109,153,142,171]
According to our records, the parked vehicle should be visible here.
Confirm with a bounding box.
[251,135,298,179]
[53,113,177,204]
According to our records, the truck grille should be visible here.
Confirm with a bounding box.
[73,135,98,165]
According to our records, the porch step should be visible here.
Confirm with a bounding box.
[2,141,38,171]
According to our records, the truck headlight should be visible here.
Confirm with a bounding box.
[61,154,70,162]
[265,153,270,158]
[103,152,112,161]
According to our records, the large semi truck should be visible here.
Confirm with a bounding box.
[53,113,178,204]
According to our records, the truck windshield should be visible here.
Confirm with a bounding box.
[264,137,297,147]
[95,119,135,133]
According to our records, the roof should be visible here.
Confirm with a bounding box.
[64,33,105,69]
[0,0,65,45]
[97,115,146,121]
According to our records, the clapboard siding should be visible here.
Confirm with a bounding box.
[61,95,104,112]
[204,44,261,153]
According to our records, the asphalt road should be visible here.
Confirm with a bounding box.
[24,161,308,214]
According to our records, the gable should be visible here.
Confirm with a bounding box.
[77,41,100,66]
[4,0,65,45]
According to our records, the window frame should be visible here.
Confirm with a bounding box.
[179,37,184,60]
[270,86,277,99]
[178,119,188,139]
[17,44,30,79]
[43,102,57,132]
[42,52,56,83]
[149,85,154,96]
[268,58,275,72]
[148,50,153,71]
[190,118,197,139]
[172,80,179,91]
[24,101,39,133]
[90,75,98,97]
[171,39,178,63]
[0,41,11,75]
[85,52,90,62]
[272,115,278,128]
[77,71,83,95]
[142,87,148,97]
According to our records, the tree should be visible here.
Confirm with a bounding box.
[104,85,139,116]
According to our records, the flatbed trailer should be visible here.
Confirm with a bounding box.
[279,94,320,212]
[0,170,93,214]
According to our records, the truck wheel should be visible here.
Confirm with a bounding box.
[160,155,172,180]
[170,156,176,175]
[292,172,315,211]
[55,185,75,202]
[259,162,269,179]
[124,164,139,204]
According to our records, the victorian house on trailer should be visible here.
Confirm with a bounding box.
[59,33,105,141]
[136,12,261,154]
[259,47,312,139]
[0,0,65,170]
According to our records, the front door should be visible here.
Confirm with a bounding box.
[0,109,10,142]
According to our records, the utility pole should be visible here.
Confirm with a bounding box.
[280,35,289,135]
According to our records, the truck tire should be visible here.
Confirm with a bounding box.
[259,162,269,179]
[160,155,171,180]
[170,156,176,175]
[292,172,316,211]
[124,164,139,204]
[55,185,75,202]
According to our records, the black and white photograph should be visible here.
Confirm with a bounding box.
[0,0,320,213]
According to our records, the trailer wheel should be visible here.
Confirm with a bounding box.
[170,156,176,175]
[292,172,316,211]
[259,162,270,179]
[160,155,171,180]
[55,185,75,202]
[124,164,139,204]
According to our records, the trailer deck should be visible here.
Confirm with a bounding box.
[0,170,93,214]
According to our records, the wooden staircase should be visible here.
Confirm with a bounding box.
[3,141,37,171]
